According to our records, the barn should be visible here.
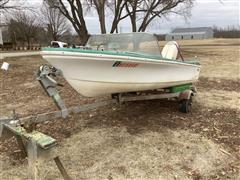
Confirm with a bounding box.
[166,27,214,41]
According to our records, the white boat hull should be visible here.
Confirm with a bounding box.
[42,51,201,97]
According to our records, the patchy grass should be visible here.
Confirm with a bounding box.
[0,41,240,179]
[160,38,240,46]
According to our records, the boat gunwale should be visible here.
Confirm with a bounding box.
[42,47,201,66]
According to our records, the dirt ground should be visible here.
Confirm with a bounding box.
[0,39,239,179]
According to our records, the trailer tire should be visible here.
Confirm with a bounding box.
[179,99,191,113]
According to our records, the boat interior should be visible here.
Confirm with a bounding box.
[50,33,184,61]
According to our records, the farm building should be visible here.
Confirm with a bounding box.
[166,27,214,41]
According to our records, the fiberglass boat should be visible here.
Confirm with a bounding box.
[41,33,200,97]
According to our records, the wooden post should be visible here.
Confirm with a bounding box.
[54,156,71,180]
[15,135,27,158]
[27,139,40,180]
[1,124,71,180]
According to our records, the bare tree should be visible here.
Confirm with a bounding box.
[0,0,31,12]
[41,0,70,41]
[87,0,194,33]
[8,11,39,49]
[125,0,194,32]
[109,0,128,33]
[0,0,18,10]
[125,0,140,32]
[88,0,107,34]
[50,0,89,45]
[86,0,128,33]
[51,0,195,44]
[87,0,125,34]
[86,0,139,33]
[213,25,240,38]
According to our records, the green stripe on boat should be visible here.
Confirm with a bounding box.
[42,47,200,66]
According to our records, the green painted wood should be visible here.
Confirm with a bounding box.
[4,124,57,149]
[169,83,192,93]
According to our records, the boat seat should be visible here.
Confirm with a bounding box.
[161,41,180,60]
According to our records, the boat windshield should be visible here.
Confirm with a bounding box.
[87,33,161,56]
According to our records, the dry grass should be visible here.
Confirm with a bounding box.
[1,128,235,179]
[196,90,240,110]
[160,38,240,46]
[182,46,240,80]
[0,39,240,179]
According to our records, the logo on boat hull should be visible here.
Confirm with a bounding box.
[112,61,138,68]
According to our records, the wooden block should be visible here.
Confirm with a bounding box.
[3,124,57,149]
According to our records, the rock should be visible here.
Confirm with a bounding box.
[107,173,113,180]
[221,171,226,176]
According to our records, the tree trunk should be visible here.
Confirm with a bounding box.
[139,21,151,32]
[94,0,106,34]
[53,32,57,41]
[98,10,106,34]
[126,1,137,32]
[77,30,90,45]
[128,10,137,32]
[110,0,126,33]
[110,21,118,33]
[56,0,89,45]
[27,38,30,50]
[80,34,90,45]
[131,16,137,32]
[110,17,120,33]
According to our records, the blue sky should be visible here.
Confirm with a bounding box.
[29,0,240,34]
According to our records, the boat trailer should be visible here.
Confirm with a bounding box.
[0,64,196,179]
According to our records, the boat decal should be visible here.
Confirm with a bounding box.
[112,61,139,68]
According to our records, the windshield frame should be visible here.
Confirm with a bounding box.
[86,32,162,56]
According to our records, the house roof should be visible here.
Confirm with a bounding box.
[171,27,213,34]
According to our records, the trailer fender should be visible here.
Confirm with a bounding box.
[178,89,193,100]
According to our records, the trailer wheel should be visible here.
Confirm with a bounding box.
[179,98,192,113]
